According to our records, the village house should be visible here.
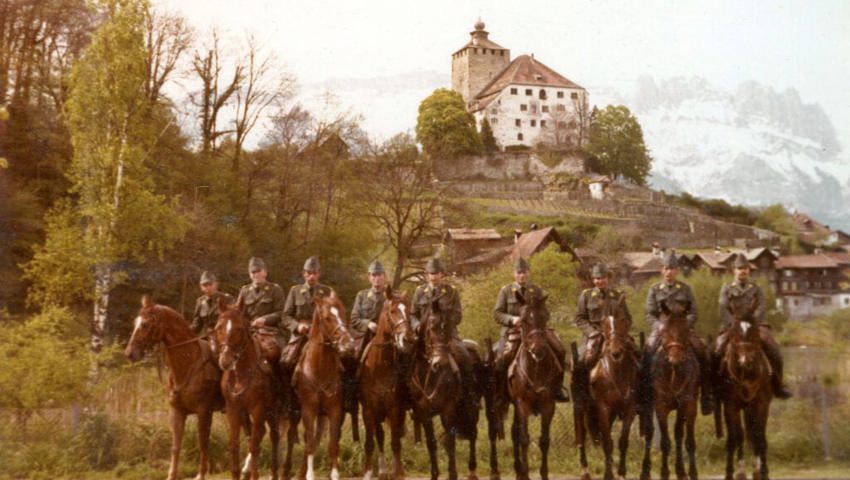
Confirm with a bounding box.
[792,213,850,248]
[443,228,508,274]
[774,253,850,319]
[451,20,589,150]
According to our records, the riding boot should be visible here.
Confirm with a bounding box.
[550,350,570,402]
[761,338,792,399]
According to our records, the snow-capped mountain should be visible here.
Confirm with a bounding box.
[301,72,850,231]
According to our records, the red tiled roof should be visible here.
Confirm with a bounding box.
[774,254,840,269]
[473,55,585,111]
[513,227,562,259]
[822,251,850,266]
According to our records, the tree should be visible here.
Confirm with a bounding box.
[415,88,482,158]
[24,0,186,352]
[584,105,652,185]
[143,5,192,103]
[480,117,497,152]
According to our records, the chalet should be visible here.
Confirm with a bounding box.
[443,228,507,274]
[774,254,850,319]
[512,226,578,261]
[792,213,850,247]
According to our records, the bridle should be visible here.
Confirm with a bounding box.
[315,304,352,351]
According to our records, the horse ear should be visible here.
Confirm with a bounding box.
[618,292,627,308]
[141,294,153,308]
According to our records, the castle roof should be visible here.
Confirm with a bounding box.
[473,54,585,112]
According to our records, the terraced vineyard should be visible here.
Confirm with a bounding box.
[473,198,636,221]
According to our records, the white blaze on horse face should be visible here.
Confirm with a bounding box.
[128,316,143,344]
[608,315,615,332]
[330,306,344,326]
[226,319,233,335]
[398,302,407,320]
[740,321,751,336]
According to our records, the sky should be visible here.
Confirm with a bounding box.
[157,0,850,152]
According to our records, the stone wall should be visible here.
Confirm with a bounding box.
[436,151,584,181]
[438,180,543,199]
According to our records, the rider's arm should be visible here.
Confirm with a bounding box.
[754,286,767,324]
[574,291,596,335]
[190,297,204,334]
[644,286,660,327]
[718,284,731,326]
[350,291,369,334]
[281,287,300,333]
[685,286,698,327]
[493,287,515,327]
[259,286,286,327]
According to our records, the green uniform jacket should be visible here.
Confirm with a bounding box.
[574,287,632,336]
[719,280,765,326]
[410,282,462,332]
[350,287,385,336]
[645,280,697,328]
[191,291,234,335]
[282,283,332,334]
[237,282,286,329]
[493,282,543,337]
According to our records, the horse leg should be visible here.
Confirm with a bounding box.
[168,408,186,480]
[640,408,654,480]
[302,408,317,480]
[362,407,376,480]
[658,409,671,480]
[269,413,281,480]
[284,411,298,480]
[539,401,555,480]
[226,408,242,480]
[685,406,698,480]
[674,409,686,480]
[468,412,479,480]
[375,418,386,480]
[196,409,214,480]
[599,406,614,480]
[754,402,771,480]
[329,406,344,480]
[575,404,591,480]
[511,404,530,480]
[723,405,741,480]
[423,415,440,480]
[249,409,267,480]
[618,411,635,480]
[441,416,458,480]
[487,403,501,480]
[389,407,406,480]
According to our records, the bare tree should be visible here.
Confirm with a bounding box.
[143,6,192,103]
[572,90,590,147]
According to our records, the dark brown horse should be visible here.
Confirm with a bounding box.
[215,297,291,480]
[294,291,357,480]
[715,296,773,480]
[574,294,639,480]
[358,287,415,480]
[125,295,223,480]
[408,301,480,480]
[640,297,700,480]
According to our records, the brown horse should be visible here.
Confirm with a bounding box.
[294,291,357,480]
[215,297,292,480]
[715,296,773,480]
[503,292,560,480]
[408,300,480,480]
[358,287,415,480]
[640,297,700,480]
[574,294,639,480]
[125,295,223,480]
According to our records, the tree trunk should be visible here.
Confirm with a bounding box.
[92,263,111,352]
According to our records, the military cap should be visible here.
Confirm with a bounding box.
[732,253,749,269]
[368,260,385,274]
[303,256,321,272]
[248,257,266,272]
[591,263,609,278]
[425,257,445,273]
[199,271,217,284]
[662,253,679,269]
[514,256,530,273]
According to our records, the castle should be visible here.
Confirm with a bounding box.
[451,20,589,151]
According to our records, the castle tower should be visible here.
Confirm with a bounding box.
[451,19,510,109]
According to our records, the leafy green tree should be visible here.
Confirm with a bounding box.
[415,88,482,158]
[480,117,498,152]
[584,105,652,185]
[24,0,186,351]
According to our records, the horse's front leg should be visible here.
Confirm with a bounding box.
[539,400,555,480]
[196,408,214,480]
[302,407,317,480]
[441,415,458,480]
[685,404,698,480]
[389,405,406,480]
[329,404,344,480]
[168,407,186,480]
[268,411,281,480]
[674,409,686,480]
[748,402,770,480]
[723,404,742,480]
[248,408,267,480]
[575,401,591,480]
[598,405,615,480]
[422,414,440,480]
[226,407,242,480]
[362,406,376,480]
[619,410,635,480]
[512,402,531,480]
[640,407,654,480]
[657,408,672,480]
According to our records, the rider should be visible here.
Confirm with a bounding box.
[350,260,387,344]
[715,253,792,399]
[410,257,478,410]
[493,256,569,401]
[574,263,632,400]
[191,270,234,338]
[236,257,287,364]
[280,256,333,369]
[645,252,713,414]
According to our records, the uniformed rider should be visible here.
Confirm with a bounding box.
[280,256,333,369]
[191,270,234,339]
[236,257,287,364]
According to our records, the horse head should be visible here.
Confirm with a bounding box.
[726,295,763,374]
[313,291,356,358]
[215,296,249,371]
[601,293,631,363]
[379,286,414,354]
[423,300,453,368]
[126,294,165,362]
[659,296,689,366]
[516,289,550,362]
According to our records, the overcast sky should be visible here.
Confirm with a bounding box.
[157,0,850,153]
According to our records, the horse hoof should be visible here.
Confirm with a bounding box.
[640,473,651,480]
[752,473,760,480]
[582,473,592,480]
[469,473,478,480]
[490,474,500,480]
[734,473,746,480]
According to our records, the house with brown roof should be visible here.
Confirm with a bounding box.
[774,254,850,319]
[443,228,509,275]
[792,213,850,247]
[451,20,588,150]
[512,226,578,262]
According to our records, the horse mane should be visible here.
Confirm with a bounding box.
[309,291,346,341]
[150,304,194,336]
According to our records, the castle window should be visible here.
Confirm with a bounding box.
[525,89,532,96]
[491,50,496,55]
[500,50,505,56]
[541,120,547,128]
[520,104,527,111]
[517,133,524,141]
[571,92,579,99]
[557,91,564,99]
[530,120,536,127]
[539,89,547,99]
[510,88,517,95]
[542,105,549,113]
[557,104,566,112]
[515,119,521,127]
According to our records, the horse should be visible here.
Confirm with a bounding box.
[358,287,415,480]
[502,291,562,480]
[639,297,700,480]
[573,294,640,480]
[715,295,774,480]
[293,291,357,480]
[408,300,481,480]
[125,295,223,480]
[215,297,292,480]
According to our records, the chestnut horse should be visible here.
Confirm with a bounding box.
[574,294,639,480]
[640,297,700,480]
[715,296,774,480]
[125,295,223,480]
[408,301,480,480]
[215,297,292,480]
[293,291,357,480]
[358,287,415,480]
